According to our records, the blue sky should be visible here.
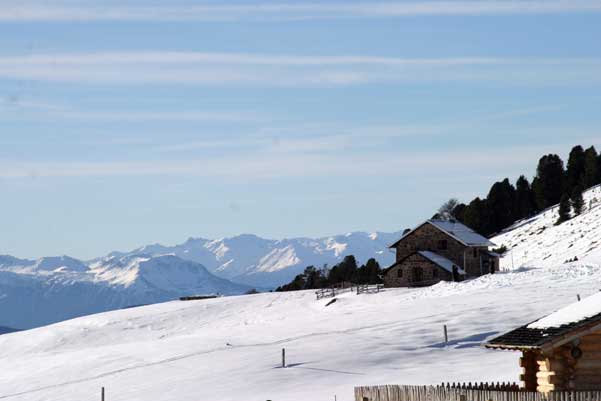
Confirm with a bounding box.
[1,1,601,259]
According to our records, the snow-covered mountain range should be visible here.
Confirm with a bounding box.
[108,231,402,287]
[0,230,402,329]
[0,254,249,329]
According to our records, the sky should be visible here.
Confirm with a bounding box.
[1,0,601,259]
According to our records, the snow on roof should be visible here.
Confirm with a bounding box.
[528,291,601,330]
[428,220,495,247]
[418,251,466,275]
[389,219,494,248]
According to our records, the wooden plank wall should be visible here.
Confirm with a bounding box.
[354,385,601,401]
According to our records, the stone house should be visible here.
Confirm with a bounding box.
[383,219,499,287]
[486,292,601,392]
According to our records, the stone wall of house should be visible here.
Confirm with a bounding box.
[394,223,465,264]
[384,253,452,287]
[393,223,496,277]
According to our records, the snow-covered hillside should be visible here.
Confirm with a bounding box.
[0,254,249,329]
[1,261,601,401]
[111,231,402,287]
[492,184,601,269]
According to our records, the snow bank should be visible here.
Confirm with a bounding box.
[528,291,601,329]
[1,261,600,401]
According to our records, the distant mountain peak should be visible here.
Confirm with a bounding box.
[34,255,89,272]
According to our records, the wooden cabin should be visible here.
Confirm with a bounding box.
[383,219,499,287]
[486,293,601,392]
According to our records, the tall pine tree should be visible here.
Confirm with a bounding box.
[463,197,491,235]
[583,146,600,188]
[515,175,537,219]
[566,145,586,194]
[556,193,572,225]
[571,185,585,216]
[534,154,565,210]
[486,178,516,234]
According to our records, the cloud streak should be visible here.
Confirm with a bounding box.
[0,140,589,181]
[1,52,600,86]
[2,1,601,22]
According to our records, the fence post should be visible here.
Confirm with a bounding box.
[282,348,286,368]
[444,325,449,345]
[577,294,581,301]
[101,387,105,401]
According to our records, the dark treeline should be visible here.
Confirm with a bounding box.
[448,144,601,235]
[275,255,382,292]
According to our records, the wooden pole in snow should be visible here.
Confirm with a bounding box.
[444,325,448,345]
[282,348,286,368]
[101,387,105,401]
[577,294,581,301]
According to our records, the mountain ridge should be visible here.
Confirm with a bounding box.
[105,230,404,287]
[0,253,249,330]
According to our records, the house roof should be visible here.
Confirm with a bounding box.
[486,292,601,351]
[418,251,466,275]
[389,219,495,248]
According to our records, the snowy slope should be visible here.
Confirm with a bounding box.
[1,262,600,401]
[112,231,402,287]
[0,254,249,330]
[492,184,601,270]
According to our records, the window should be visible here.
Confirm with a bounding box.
[397,269,403,278]
[473,248,478,258]
[438,240,448,250]
[432,268,438,278]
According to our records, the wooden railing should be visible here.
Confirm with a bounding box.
[355,385,601,401]
[316,283,384,299]
[356,284,384,294]
[316,288,337,300]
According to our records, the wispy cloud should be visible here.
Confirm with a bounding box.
[0,144,569,181]
[2,1,601,22]
[1,52,600,86]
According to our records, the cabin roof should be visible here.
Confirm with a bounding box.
[417,251,466,275]
[389,219,495,248]
[486,293,601,351]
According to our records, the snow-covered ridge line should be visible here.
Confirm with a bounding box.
[107,230,403,287]
[0,253,249,330]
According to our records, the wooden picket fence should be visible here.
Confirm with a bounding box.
[354,385,601,401]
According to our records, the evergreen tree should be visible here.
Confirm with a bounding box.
[515,175,536,219]
[566,145,586,194]
[534,154,566,210]
[328,255,358,285]
[556,193,571,225]
[356,258,382,284]
[583,146,600,188]
[304,266,326,289]
[571,185,585,216]
[463,197,491,235]
[486,178,516,234]
[275,274,306,291]
[598,153,601,185]
[452,203,467,223]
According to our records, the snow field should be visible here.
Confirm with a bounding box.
[1,261,601,401]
